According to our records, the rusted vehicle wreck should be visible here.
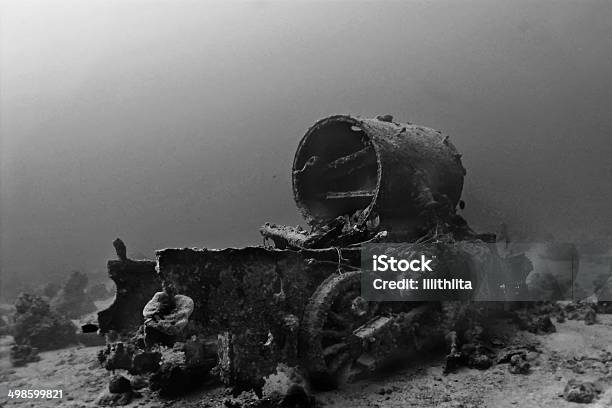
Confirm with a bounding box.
[96,114,526,398]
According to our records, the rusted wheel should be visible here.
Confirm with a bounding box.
[299,271,380,390]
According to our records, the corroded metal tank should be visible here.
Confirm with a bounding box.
[292,115,466,231]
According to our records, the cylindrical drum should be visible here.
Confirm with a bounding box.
[292,115,466,231]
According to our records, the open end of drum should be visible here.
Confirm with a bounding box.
[293,116,381,226]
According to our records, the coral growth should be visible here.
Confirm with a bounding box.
[51,271,96,319]
[12,293,77,350]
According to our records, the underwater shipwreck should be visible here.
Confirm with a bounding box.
[95,114,538,401]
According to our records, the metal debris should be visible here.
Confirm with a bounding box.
[95,115,543,399]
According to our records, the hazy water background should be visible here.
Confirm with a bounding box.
[1,0,612,298]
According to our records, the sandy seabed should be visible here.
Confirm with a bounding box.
[1,315,612,408]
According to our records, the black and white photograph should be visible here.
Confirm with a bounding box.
[1,1,612,407]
